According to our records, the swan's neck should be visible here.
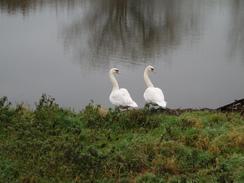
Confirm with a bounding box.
[109,72,119,90]
[144,69,154,87]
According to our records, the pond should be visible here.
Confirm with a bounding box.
[0,0,244,109]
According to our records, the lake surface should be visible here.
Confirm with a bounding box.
[0,0,244,109]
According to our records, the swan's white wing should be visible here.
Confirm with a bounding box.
[144,87,167,108]
[110,88,138,107]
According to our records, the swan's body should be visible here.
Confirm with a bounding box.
[143,65,167,108]
[109,68,138,108]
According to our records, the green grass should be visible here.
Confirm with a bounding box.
[0,95,244,183]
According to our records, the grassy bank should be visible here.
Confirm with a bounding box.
[0,95,244,183]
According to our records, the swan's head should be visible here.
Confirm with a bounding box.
[110,68,119,75]
[146,65,155,72]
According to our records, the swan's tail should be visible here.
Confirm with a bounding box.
[129,101,138,108]
[157,101,167,108]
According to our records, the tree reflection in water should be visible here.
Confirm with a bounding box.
[62,0,202,67]
[0,0,79,15]
[228,0,244,61]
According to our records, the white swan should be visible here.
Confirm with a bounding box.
[109,68,138,108]
[144,65,167,108]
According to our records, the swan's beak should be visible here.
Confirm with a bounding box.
[115,69,119,74]
[151,68,154,72]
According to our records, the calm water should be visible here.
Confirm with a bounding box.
[0,0,244,109]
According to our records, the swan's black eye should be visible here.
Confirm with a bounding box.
[115,69,119,73]
[151,68,154,71]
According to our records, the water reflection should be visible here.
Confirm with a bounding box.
[0,0,80,15]
[62,0,203,67]
[1,0,244,109]
[228,0,244,61]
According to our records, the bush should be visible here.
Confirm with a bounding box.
[83,106,160,130]
[0,96,243,182]
[136,173,165,183]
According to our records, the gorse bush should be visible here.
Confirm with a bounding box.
[0,96,243,182]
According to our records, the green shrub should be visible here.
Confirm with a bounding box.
[136,173,165,183]
[0,158,19,183]
[0,96,243,182]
